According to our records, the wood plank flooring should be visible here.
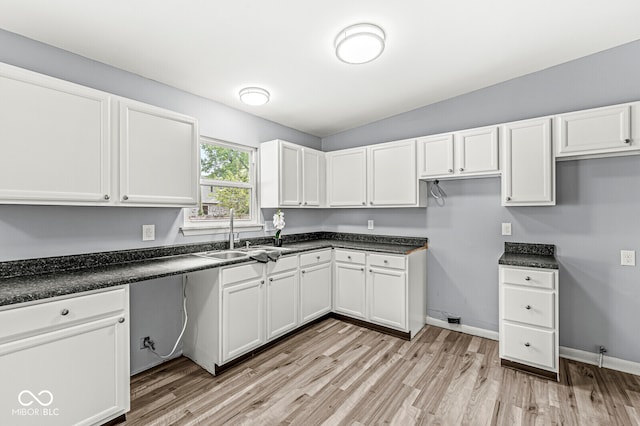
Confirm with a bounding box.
[121,319,640,425]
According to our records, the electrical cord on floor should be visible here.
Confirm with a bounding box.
[150,279,188,360]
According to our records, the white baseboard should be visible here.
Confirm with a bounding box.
[426,316,499,341]
[559,346,640,376]
[426,316,640,377]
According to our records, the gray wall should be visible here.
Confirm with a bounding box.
[0,29,321,373]
[321,40,640,363]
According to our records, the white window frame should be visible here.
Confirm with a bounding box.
[181,136,262,236]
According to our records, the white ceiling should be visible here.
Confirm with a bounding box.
[1,1,640,137]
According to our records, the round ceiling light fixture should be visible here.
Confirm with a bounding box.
[334,23,386,64]
[239,87,270,106]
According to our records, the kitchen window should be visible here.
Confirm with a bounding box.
[181,137,261,235]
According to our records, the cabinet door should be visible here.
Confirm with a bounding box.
[0,63,111,204]
[266,270,298,340]
[334,263,367,319]
[556,104,635,157]
[327,148,367,207]
[369,140,417,206]
[302,148,322,207]
[279,142,302,206]
[417,134,454,178]
[299,263,332,323]
[368,267,407,330]
[456,126,499,175]
[502,118,555,206]
[119,100,198,206]
[0,315,129,426]
[221,279,264,362]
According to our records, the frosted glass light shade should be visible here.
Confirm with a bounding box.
[335,23,386,64]
[239,87,270,106]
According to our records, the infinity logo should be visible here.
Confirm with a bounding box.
[18,390,54,407]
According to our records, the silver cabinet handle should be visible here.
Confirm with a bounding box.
[524,342,531,347]
[260,280,265,284]
[347,256,351,259]
[269,278,273,282]
[369,269,372,273]
[360,268,364,272]
[370,201,374,205]
[361,201,366,205]
[448,168,453,173]
[118,317,125,323]
[298,202,302,205]
[525,276,531,281]
[506,196,511,201]
[525,305,531,310]
[624,138,631,144]
[301,270,305,274]
[122,195,129,201]
[61,308,69,316]
[104,194,110,200]
[459,168,464,172]
[304,201,308,205]
[316,256,320,260]
[383,260,388,264]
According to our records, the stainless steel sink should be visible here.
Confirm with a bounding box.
[194,250,248,260]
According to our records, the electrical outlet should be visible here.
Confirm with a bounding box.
[142,224,155,241]
[501,222,512,236]
[368,220,374,230]
[621,250,636,266]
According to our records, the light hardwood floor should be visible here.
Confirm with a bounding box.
[121,318,640,425]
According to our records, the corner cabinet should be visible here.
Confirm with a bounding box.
[0,287,130,426]
[0,61,199,207]
[501,117,555,206]
[260,140,325,208]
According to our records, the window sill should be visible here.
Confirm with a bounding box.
[180,223,264,237]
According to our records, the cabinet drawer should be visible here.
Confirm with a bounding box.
[334,249,365,265]
[502,286,554,328]
[502,322,555,369]
[501,267,555,290]
[300,250,332,267]
[368,253,406,270]
[0,287,127,341]
[221,262,263,286]
[267,255,298,275]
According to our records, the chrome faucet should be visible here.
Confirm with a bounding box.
[229,208,235,250]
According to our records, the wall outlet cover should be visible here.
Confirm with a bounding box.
[501,222,512,236]
[368,220,374,230]
[142,224,155,241]
[621,250,636,266]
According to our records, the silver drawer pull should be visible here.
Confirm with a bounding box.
[448,168,453,173]
[269,278,273,282]
[347,256,351,259]
[459,168,464,172]
[525,305,531,310]
[122,195,129,201]
[524,276,531,281]
[383,260,388,263]
[524,342,531,347]
[61,309,69,316]
[104,194,110,200]
[316,256,320,260]
[360,268,364,272]
[624,138,631,144]
[118,317,125,323]
[301,270,305,274]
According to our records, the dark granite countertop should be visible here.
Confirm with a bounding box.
[0,233,427,307]
[498,242,558,269]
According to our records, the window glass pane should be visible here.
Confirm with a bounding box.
[187,185,251,221]
[200,144,250,183]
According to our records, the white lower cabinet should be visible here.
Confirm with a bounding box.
[266,258,299,341]
[368,266,407,330]
[499,265,559,380]
[0,286,130,426]
[222,278,264,363]
[334,252,367,319]
[299,250,333,324]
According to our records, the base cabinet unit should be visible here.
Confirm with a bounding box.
[499,265,559,380]
[333,250,367,319]
[266,256,299,340]
[0,61,199,207]
[555,102,640,159]
[501,117,555,206]
[260,139,325,208]
[0,286,130,426]
[368,264,407,331]
[299,250,333,324]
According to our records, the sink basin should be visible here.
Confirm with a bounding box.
[194,250,248,260]
[246,245,291,253]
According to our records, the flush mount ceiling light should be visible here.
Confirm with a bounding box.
[239,87,270,106]
[335,23,386,64]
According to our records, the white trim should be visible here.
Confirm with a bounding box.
[426,316,499,341]
[426,315,640,376]
[559,346,640,376]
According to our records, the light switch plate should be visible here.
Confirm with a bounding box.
[501,222,512,236]
[621,250,636,266]
[142,224,155,241]
[368,220,374,230]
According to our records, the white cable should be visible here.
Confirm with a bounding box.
[151,279,188,360]
[430,179,445,199]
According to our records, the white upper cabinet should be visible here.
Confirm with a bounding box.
[119,99,199,206]
[0,62,112,204]
[0,62,199,207]
[555,102,640,159]
[417,126,499,179]
[260,140,324,208]
[327,147,368,207]
[368,140,418,206]
[502,117,555,206]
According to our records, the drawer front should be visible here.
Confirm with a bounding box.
[501,267,555,290]
[0,287,127,341]
[334,249,365,265]
[300,250,332,267]
[502,286,554,328]
[222,262,263,286]
[502,322,555,370]
[368,253,406,270]
[267,255,298,275]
